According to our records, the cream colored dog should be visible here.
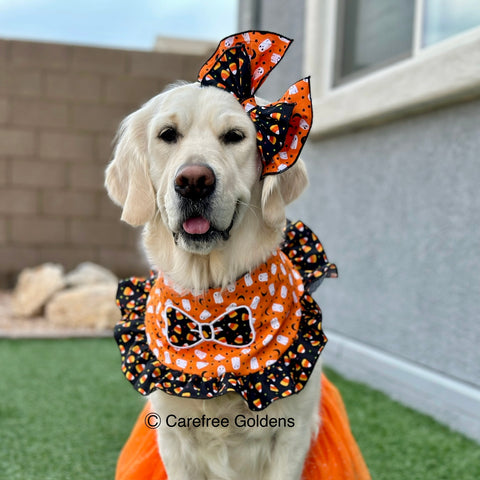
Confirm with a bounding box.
[105,82,321,480]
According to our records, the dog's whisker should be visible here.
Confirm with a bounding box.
[237,200,260,219]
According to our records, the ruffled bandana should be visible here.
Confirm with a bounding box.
[198,31,313,177]
[115,221,337,411]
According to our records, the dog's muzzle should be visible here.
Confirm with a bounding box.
[172,164,236,250]
[174,164,216,237]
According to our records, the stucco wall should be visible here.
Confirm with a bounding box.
[239,0,480,440]
[238,0,306,100]
[0,38,204,287]
[288,100,480,387]
[240,0,480,389]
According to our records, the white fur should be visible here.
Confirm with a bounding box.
[105,82,320,480]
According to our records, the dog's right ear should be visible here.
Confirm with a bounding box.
[105,110,156,227]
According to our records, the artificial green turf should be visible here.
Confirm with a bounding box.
[0,339,479,479]
[0,338,142,480]
[324,368,480,480]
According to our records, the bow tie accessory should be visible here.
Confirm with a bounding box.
[165,305,254,348]
[197,31,313,177]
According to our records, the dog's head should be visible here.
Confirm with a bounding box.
[105,82,307,259]
[105,31,312,289]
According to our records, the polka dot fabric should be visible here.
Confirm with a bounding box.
[114,220,336,411]
[197,30,313,178]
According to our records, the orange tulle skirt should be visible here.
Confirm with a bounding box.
[115,374,370,480]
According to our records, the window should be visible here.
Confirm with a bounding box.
[304,0,480,136]
[334,0,480,85]
[423,0,480,46]
[335,0,415,84]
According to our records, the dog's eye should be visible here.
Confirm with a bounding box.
[158,127,179,144]
[222,129,245,144]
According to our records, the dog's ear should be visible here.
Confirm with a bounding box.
[261,159,308,228]
[105,110,156,227]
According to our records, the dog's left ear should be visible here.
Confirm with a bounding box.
[261,159,308,228]
[105,110,156,227]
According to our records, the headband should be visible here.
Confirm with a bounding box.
[198,31,313,177]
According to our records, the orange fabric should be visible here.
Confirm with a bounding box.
[144,250,305,380]
[115,374,370,480]
[198,31,292,96]
[197,31,312,177]
[302,376,371,480]
[115,408,167,480]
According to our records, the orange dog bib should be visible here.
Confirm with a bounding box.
[115,221,336,411]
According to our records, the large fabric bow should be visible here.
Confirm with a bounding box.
[165,305,254,348]
[198,31,313,177]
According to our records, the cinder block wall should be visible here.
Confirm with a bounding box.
[0,39,204,287]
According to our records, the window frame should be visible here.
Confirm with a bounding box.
[304,0,480,137]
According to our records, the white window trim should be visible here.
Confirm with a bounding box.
[304,0,480,138]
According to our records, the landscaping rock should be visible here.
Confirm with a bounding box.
[45,283,120,330]
[12,263,65,318]
[65,262,117,287]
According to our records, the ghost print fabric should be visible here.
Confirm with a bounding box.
[114,221,337,411]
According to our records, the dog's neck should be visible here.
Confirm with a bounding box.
[143,214,284,293]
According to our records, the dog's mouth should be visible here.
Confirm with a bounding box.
[174,203,239,251]
[182,216,212,235]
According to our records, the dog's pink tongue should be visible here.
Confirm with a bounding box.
[183,217,211,235]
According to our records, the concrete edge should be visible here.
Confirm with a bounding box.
[323,330,480,443]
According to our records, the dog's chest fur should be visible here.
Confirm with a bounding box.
[150,365,321,480]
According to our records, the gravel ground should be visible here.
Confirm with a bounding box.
[0,291,111,339]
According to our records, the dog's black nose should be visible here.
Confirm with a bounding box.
[174,164,216,200]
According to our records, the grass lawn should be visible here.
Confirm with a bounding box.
[0,338,479,479]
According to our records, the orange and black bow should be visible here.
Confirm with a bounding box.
[198,31,313,177]
[165,305,254,348]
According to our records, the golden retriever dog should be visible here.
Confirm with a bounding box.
[106,31,373,480]
[104,79,323,480]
